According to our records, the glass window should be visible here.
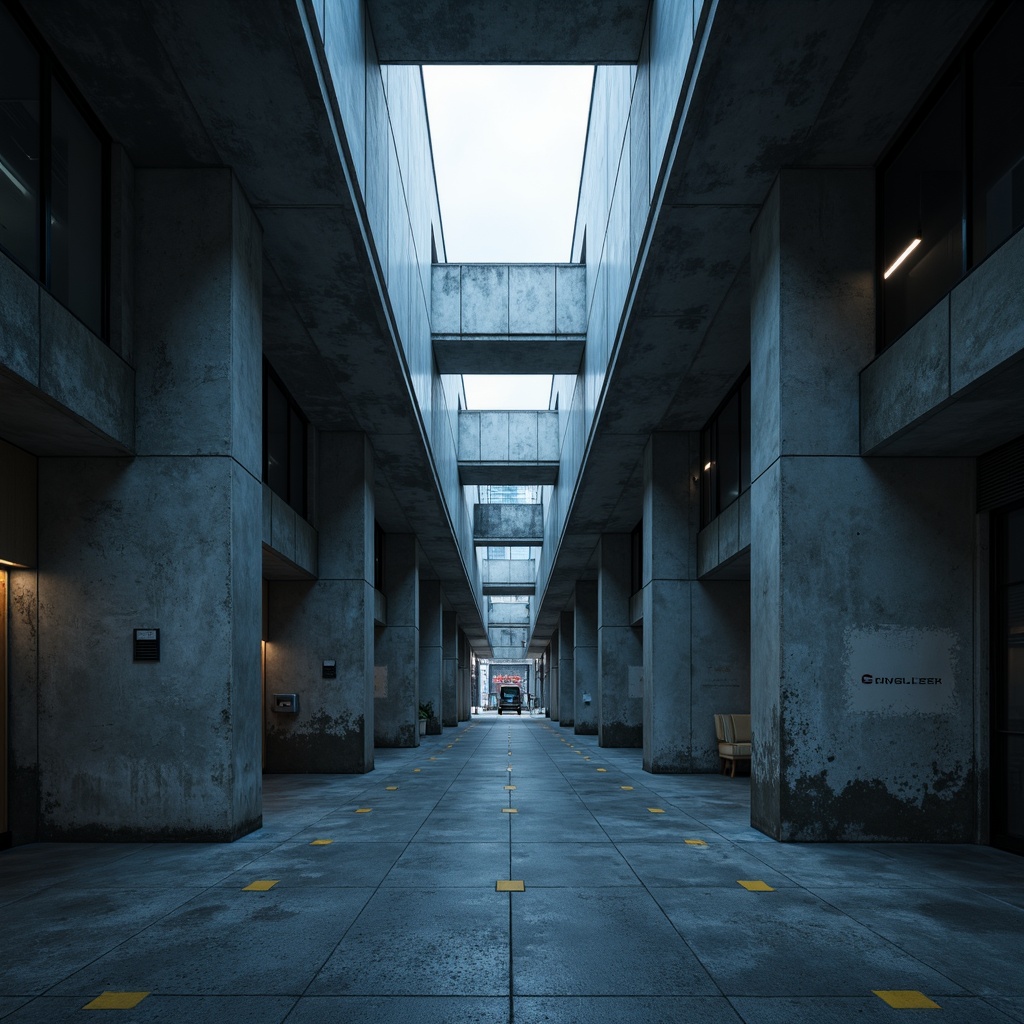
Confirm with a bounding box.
[700,367,750,528]
[972,4,1024,263]
[717,391,740,510]
[50,80,103,335]
[882,74,964,345]
[0,5,40,275]
[265,374,289,499]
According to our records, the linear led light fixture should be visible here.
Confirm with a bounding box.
[883,237,922,279]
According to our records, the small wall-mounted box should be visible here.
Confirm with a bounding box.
[273,693,299,714]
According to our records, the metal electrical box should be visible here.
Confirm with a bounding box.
[273,693,299,714]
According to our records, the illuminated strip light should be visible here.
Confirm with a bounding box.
[883,237,922,279]
[0,157,30,198]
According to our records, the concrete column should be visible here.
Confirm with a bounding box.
[598,535,643,747]
[558,608,575,727]
[750,169,977,841]
[458,629,472,719]
[547,630,559,719]
[573,580,598,734]
[374,535,419,747]
[643,433,750,773]
[419,579,443,730]
[442,610,458,727]
[265,432,375,773]
[33,169,262,840]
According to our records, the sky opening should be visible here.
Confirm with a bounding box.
[422,65,593,411]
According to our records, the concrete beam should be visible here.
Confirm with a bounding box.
[459,411,559,485]
[474,504,543,547]
[365,1,648,63]
[432,264,586,374]
[482,558,537,595]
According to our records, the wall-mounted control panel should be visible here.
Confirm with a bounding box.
[273,693,299,714]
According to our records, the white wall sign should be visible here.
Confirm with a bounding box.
[844,626,958,715]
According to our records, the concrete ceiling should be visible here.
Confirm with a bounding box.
[365,0,650,64]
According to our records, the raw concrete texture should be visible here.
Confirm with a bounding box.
[35,456,262,840]
[558,608,575,727]
[574,581,598,735]
[598,535,642,748]
[441,610,458,727]
[374,535,419,747]
[751,456,977,841]
[419,580,443,725]
[473,504,543,546]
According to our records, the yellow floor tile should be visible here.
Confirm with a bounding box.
[496,880,525,892]
[83,992,150,1010]
[684,839,707,846]
[355,808,372,813]
[243,880,279,891]
[647,808,665,814]
[737,880,774,891]
[873,991,941,1009]
[310,839,333,846]
[502,807,518,813]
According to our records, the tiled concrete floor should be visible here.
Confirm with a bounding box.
[2,714,1023,1023]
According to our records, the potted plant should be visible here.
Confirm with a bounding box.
[418,701,432,736]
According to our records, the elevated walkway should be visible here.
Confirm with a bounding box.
[459,412,558,485]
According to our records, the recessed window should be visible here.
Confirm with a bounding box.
[0,1,107,338]
[879,1,1024,349]
[263,360,307,517]
[700,368,750,529]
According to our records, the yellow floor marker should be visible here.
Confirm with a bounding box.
[310,839,333,846]
[355,807,372,813]
[243,879,279,891]
[502,807,518,813]
[684,839,707,846]
[83,992,150,1010]
[621,786,634,791]
[737,880,774,891]
[496,880,525,892]
[386,786,399,791]
[647,807,665,814]
[429,757,438,761]
[504,785,517,790]
[873,991,941,1009]
[596,768,607,772]
[413,768,422,773]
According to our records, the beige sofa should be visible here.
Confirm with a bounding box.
[714,713,751,777]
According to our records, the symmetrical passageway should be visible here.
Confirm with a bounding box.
[2,717,1023,1023]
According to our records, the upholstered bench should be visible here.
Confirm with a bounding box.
[714,713,751,777]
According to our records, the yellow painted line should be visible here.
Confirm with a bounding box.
[496,880,525,892]
[429,757,438,761]
[647,808,665,814]
[737,880,774,892]
[310,839,333,846]
[413,768,422,773]
[621,786,634,791]
[873,991,940,1009]
[596,768,607,772]
[504,785,517,790]
[502,808,518,814]
[243,880,279,891]
[684,839,707,846]
[386,786,399,791]
[83,992,150,1010]
[355,808,372,813]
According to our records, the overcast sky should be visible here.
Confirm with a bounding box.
[422,65,593,410]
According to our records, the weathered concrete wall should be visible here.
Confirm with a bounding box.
[643,433,750,773]
[29,169,262,840]
[558,608,575,726]
[265,433,375,772]
[598,535,642,747]
[750,170,978,841]
[442,610,458,727]
[374,534,419,746]
[474,504,543,546]
[432,263,586,374]
[262,484,318,578]
[419,580,443,727]
[574,581,598,734]
[460,412,559,485]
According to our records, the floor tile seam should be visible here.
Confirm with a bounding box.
[800,888,977,996]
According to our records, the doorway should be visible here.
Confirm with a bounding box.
[992,505,1024,854]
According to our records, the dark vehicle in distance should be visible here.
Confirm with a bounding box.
[498,685,523,715]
